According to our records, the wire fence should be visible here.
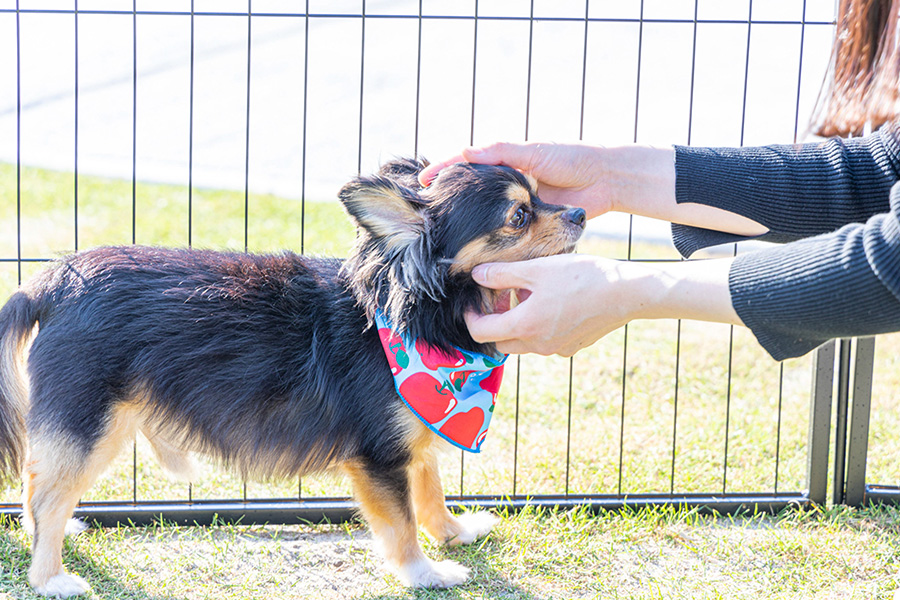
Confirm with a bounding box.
[0,0,894,523]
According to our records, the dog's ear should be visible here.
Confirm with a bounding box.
[376,156,429,189]
[338,175,426,252]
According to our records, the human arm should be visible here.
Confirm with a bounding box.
[421,126,900,254]
[469,182,900,360]
[466,254,741,357]
[443,128,900,359]
[420,142,769,238]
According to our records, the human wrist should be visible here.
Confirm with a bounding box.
[601,145,676,216]
[623,258,742,326]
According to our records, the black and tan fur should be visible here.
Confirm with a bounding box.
[0,158,585,596]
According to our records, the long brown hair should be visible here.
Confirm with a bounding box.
[811,0,900,137]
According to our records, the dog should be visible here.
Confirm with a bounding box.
[0,157,586,596]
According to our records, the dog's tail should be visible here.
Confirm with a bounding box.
[0,290,40,485]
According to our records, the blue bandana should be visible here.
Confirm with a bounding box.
[374,309,507,453]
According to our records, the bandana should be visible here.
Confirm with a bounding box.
[374,309,507,453]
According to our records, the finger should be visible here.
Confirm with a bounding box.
[465,310,519,345]
[471,261,533,291]
[418,154,464,187]
[463,142,538,173]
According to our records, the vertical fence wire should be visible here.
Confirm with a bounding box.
[413,0,422,159]
[15,1,21,287]
[243,2,252,253]
[617,0,644,497]
[356,0,365,177]
[459,0,480,497]
[74,0,79,252]
[187,2,197,504]
[131,1,139,504]
[722,0,755,495]
[511,0,536,499]
[187,0,195,248]
[131,2,138,245]
[297,0,311,500]
[565,0,593,497]
[668,0,701,496]
[300,0,309,255]
[777,0,810,496]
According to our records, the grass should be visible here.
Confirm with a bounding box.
[1,164,900,598]
[3,505,900,599]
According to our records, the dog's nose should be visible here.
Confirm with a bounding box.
[565,208,586,228]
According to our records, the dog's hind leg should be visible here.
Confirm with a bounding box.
[26,405,138,597]
[343,459,470,588]
[409,451,497,546]
[143,428,198,482]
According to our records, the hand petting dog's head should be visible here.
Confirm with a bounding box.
[339,157,585,355]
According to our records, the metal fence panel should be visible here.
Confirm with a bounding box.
[0,1,841,521]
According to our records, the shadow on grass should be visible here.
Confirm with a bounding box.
[358,537,544,600]
[0,518,181,600]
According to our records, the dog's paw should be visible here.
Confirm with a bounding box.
[65,518,88,537]
[447,510,498,546]
[400,557,470,588]
[33,573,91,598]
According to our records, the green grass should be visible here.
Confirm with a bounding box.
[3,505,900,599]
[1,164,900,598]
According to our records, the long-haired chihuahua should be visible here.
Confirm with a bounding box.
[0,158,585,596]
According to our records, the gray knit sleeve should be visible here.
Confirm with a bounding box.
[728,181,900,360]
[670,127,900,360]
[671,126,900,257]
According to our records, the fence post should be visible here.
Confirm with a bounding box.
[832,339,852,505]
[843,337,876,507]
[807,340,835,505]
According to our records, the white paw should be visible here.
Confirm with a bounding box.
[34,573,91,597]
[400,557,470,588]
[448,510,498,546]
[65,518,88,537]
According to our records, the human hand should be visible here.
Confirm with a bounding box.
[419,142,613,218]
[421,141,767,238]
[465,254,636,356]
[466,253,741,357]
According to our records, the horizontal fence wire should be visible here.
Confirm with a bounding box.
[0,0,840,521]
[0,8,835,25]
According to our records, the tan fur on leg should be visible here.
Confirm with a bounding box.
[342,461,469,588]
[409,452,462,542]
[27,404,139,596]
[409,451,497,546]
[26,437,93,597]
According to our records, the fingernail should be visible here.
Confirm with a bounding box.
[466,146,485,157]
[471,264,488,283]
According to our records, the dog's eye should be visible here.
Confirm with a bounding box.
[509,206,530,229]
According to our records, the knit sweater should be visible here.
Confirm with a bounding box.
[672,125,900,360]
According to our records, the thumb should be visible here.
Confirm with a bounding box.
[471,262,532,291]
[465,309,518,345]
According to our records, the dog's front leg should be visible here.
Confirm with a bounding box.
[409,453,498,546]
[343,460,470,588]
